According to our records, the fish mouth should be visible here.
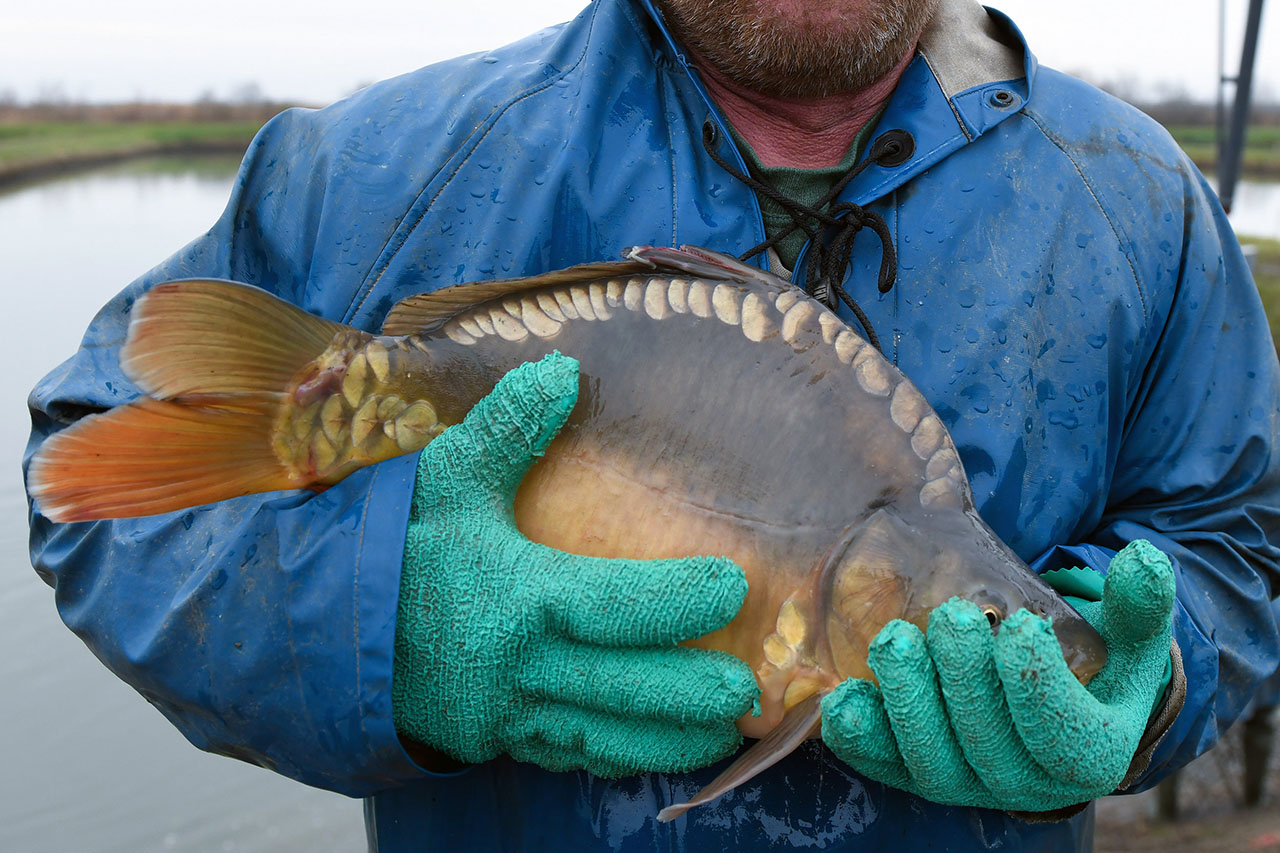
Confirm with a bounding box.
[1053,615,1108,685]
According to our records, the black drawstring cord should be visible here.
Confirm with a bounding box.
[700,122,910,352]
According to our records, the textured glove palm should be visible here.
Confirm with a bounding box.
[820,540,1176,813]
[393,353,758,777]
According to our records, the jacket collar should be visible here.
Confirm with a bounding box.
[632,0,1037,202]
[919,0,1034,111]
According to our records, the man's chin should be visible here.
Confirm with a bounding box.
[655,0,941,99]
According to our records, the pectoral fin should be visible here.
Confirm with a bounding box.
[656,691,825,822]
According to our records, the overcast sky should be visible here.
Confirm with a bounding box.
[3,1,1277,106]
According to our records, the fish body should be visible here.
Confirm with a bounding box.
[30,246,1107,811]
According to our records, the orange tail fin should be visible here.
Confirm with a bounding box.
[30,398,302,522]
[29,280,350,523]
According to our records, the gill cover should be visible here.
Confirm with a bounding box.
[821,508,913,682]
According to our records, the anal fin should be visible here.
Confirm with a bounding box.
[656,691,825,823]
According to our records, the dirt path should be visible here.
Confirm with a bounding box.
[1094,712,1280,852]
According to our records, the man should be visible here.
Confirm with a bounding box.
[25,0,1280,850]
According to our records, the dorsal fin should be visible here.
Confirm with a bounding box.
[630,245,785,288]
[379,245,775,336]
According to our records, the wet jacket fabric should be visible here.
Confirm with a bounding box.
[25,0,1280,849]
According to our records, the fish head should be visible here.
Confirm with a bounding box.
[822,506,1108,685]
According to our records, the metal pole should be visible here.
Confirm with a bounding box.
[1220,0,1266,213]
[1219,0,1229,175]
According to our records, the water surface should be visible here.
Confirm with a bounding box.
[1,156,366,853]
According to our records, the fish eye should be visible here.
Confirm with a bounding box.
[981,605,1003,627]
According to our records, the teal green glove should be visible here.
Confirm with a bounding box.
[393,353,758,777]
[820,540,1177,813]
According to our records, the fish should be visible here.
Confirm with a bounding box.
[28,245,1108,818]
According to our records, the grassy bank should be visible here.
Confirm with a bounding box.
[0,120,264,186]
[1238,236,1280,350]
[1166,125,1280,178]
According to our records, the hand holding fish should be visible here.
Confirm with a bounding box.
[819,540,1177,813]
[392,353,760,777]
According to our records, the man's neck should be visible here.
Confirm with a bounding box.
[693,44,916,169]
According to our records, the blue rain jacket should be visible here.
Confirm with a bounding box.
[26,0,1280,849]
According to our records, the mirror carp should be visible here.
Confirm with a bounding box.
[29,245,1108,818]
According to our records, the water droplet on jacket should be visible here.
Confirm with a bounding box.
[958,289,976,308]
[1085,334,1106,349]
[210,568,227,590]
[1048,411,1079,429]
[1075,233,1092,248]
[961,383,990,414]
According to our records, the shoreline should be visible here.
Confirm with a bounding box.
[0,140,249,189]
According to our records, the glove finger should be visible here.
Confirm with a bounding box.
[994,610,1131,791]
[543,550,748,646]
[868,620,978,801]
[820,679,913,791]
[928,599,1047,799]
[505,702,743,778]
[424,353,579,505]
[518,638,757,726]
[1102,540,1176,648]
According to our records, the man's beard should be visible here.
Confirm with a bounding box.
[656,0,942,99]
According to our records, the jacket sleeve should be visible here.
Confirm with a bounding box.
[24,108,430,797]
[1030,165,1280,791]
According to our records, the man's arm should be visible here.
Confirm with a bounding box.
[1031,165,1280,787]
[24,109,430,796]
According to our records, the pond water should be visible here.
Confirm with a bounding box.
[0,157,365,853]
[2,156,1277,853]
[1222,178,1280,242]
